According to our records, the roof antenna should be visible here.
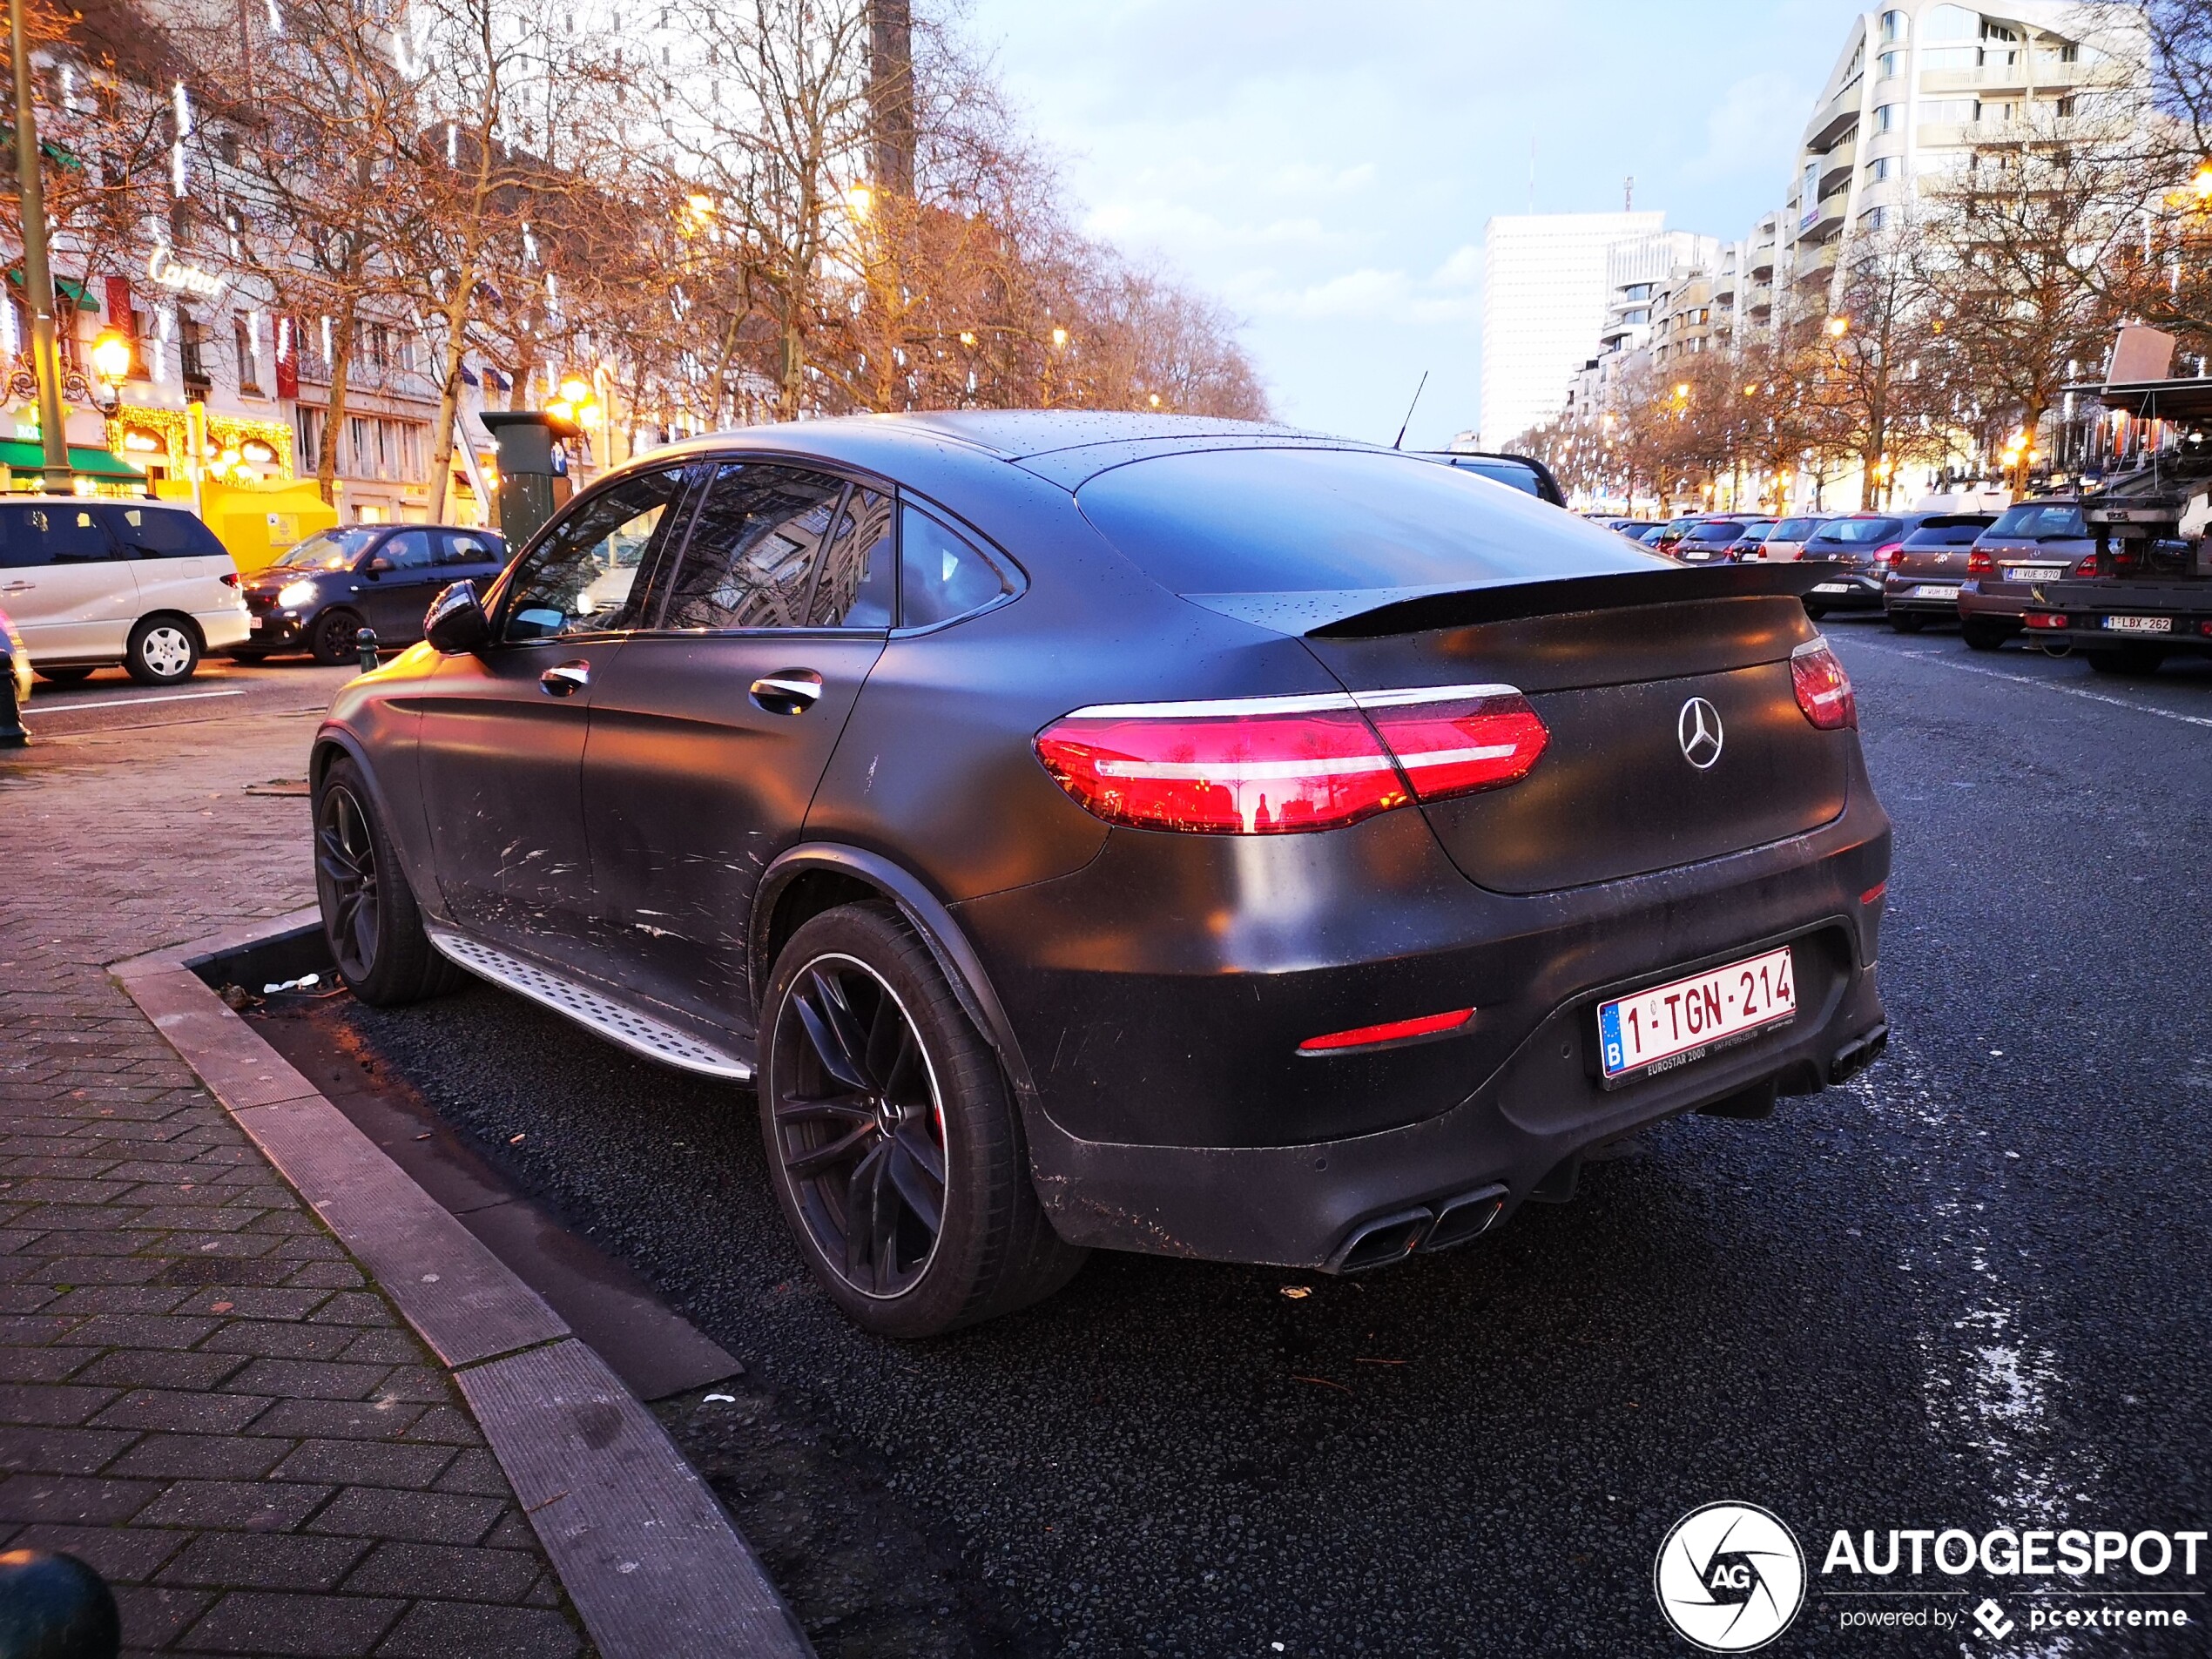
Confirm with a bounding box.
[1393,370,1430,450]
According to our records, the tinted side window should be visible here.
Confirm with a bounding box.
[658,463,846,631]
[0,508,47,569]
[807,487,894,628]
[381,530,435,570]
[900,503,1012,629]
[12,505,118,563]
[504,469,687,641]
[438,530,501,565]
[98,505,228,559]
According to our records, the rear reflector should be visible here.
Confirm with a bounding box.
[2023,610,2069,631]
[1297,1008,1474,1055]
[1966,549,1993,576]
[1790,637,1856,730]
[1860,881,1886,905]
[1035,684,1547,835]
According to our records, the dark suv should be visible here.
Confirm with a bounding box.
[237,525,507,663]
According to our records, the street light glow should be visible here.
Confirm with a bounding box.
[559,375,591,403]
[90,331,132,382]
[1825,315,1850,337]
[1052,327,1069,348]
[846,185,873,219]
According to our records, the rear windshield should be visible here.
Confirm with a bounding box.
[1811,516,1905,545]
[1076,448,1659,596]
[1736,522,1776,541]
[1771,517,1824,540]
[1440,456,1542,496]
[1987,503,2087,539]
[1905,521,1993,546]
[1683,522,1746,542]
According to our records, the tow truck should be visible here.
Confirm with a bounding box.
[2020,368,2212,675]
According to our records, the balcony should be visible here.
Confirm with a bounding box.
[1794,241,1839,288]
[1800,192,1850,246]
[1749,246,1777,280]
[1818,141,1857,198]
[1806,82,1863,150]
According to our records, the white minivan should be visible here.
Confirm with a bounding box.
[0,497,249,685]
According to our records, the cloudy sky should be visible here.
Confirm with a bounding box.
[963,0,1864,448]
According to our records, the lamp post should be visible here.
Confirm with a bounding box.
[8,0,71,491]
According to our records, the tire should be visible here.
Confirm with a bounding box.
[2089,646,2166,678]
[226,648,273,664]
[1803,601,1828,620]
[1885,609,1925,633]
[313,756,463,1006]
[1960,619,2012,652]
[124,616,199,685]
[33,665,94,685]
[309,608,366,667]
[759,901,1087,1338]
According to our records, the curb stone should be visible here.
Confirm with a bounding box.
[114,910,814,1659]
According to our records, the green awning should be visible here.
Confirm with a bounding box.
[2,272,99,312]
[0,440,145,481]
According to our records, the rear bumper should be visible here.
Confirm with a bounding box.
[1804,571,1883,609]
[1882,577,1965,616]
[959,770,1891,1270]
[198,610,252,650]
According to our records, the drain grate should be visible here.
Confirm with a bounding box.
[428,928,752,1082]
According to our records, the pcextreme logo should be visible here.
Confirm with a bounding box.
[1654,1502,1808,1652]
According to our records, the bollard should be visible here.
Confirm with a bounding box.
[0,1548,121,1659]
[0,651,27,749]
[355,625,381,675]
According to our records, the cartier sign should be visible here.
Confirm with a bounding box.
[145,248,228,299]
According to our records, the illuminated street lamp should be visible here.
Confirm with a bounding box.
[89,330,132,412]
[1824,315,1851,338]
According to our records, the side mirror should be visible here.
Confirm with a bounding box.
[364,556,394,576]
[424,580,489,653]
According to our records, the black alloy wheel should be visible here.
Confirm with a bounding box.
[1885,609,1925,633]
[316,779,381,982]
[759,902,1087,1338]
[312,757,461,1006]
[310,608,366,666]
[771,954,948,1299]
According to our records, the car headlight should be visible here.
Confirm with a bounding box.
[277,580,317,609]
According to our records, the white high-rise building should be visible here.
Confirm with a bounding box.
[1480,211,1661,448]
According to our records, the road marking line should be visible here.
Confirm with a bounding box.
[1849,639,2212,730]
[38,689,247,713]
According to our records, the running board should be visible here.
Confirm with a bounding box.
[427,928,754,1082]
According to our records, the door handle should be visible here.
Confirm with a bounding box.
[750,669,823,715]
[0,581,30,593]
[539,660,591,698]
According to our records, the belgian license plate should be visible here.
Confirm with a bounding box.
[2006,566,2064,583]
[1596,947,1797,1085]
[2105,614,2172,633]
[1912,584,1961,600]
[1810,582,1850,595]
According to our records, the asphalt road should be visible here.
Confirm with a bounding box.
[16,654,354,739]
[323,617,2212,1657]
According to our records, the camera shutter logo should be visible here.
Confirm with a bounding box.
[1678,697,1724,770]
[1654,1502,1805,1652]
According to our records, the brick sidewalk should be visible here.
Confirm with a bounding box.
[0,697,587,1656]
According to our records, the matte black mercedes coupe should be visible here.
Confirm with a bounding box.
[311,412,1892,1337]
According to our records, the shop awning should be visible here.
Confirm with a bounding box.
[2,271,100,311]
[0,440,145,481]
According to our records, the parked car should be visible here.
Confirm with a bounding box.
[1801,512,1957,617]
[1761,515,1835,563]
[1422,451,1568,508]
[1649,515,1709,555]
[237,524,509,664]
[1955,499,2096,651]
[1879,515,2000,631]
[0,497,247,685]
[1672,516,1776,564]
[1730,519,1780,561]
[312,412,1891,1337]
[1631,523,1672,546]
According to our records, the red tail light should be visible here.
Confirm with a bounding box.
[2076,552,2100,577]
[2023,610,2069,630]
[1354,685,1549,803]
[1790,638,1856,730]
[1966,549,1992,576]
[1034,685,1548,835]
[1298,1008,1474,1055]
[1878,542,1905,567]
[219,571,240,588]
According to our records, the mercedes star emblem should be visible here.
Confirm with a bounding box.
[1678,697,1724,770]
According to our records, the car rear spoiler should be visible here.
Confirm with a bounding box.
[1183,562,1839,639]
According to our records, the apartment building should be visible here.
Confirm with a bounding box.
[1480,211,1662,448]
